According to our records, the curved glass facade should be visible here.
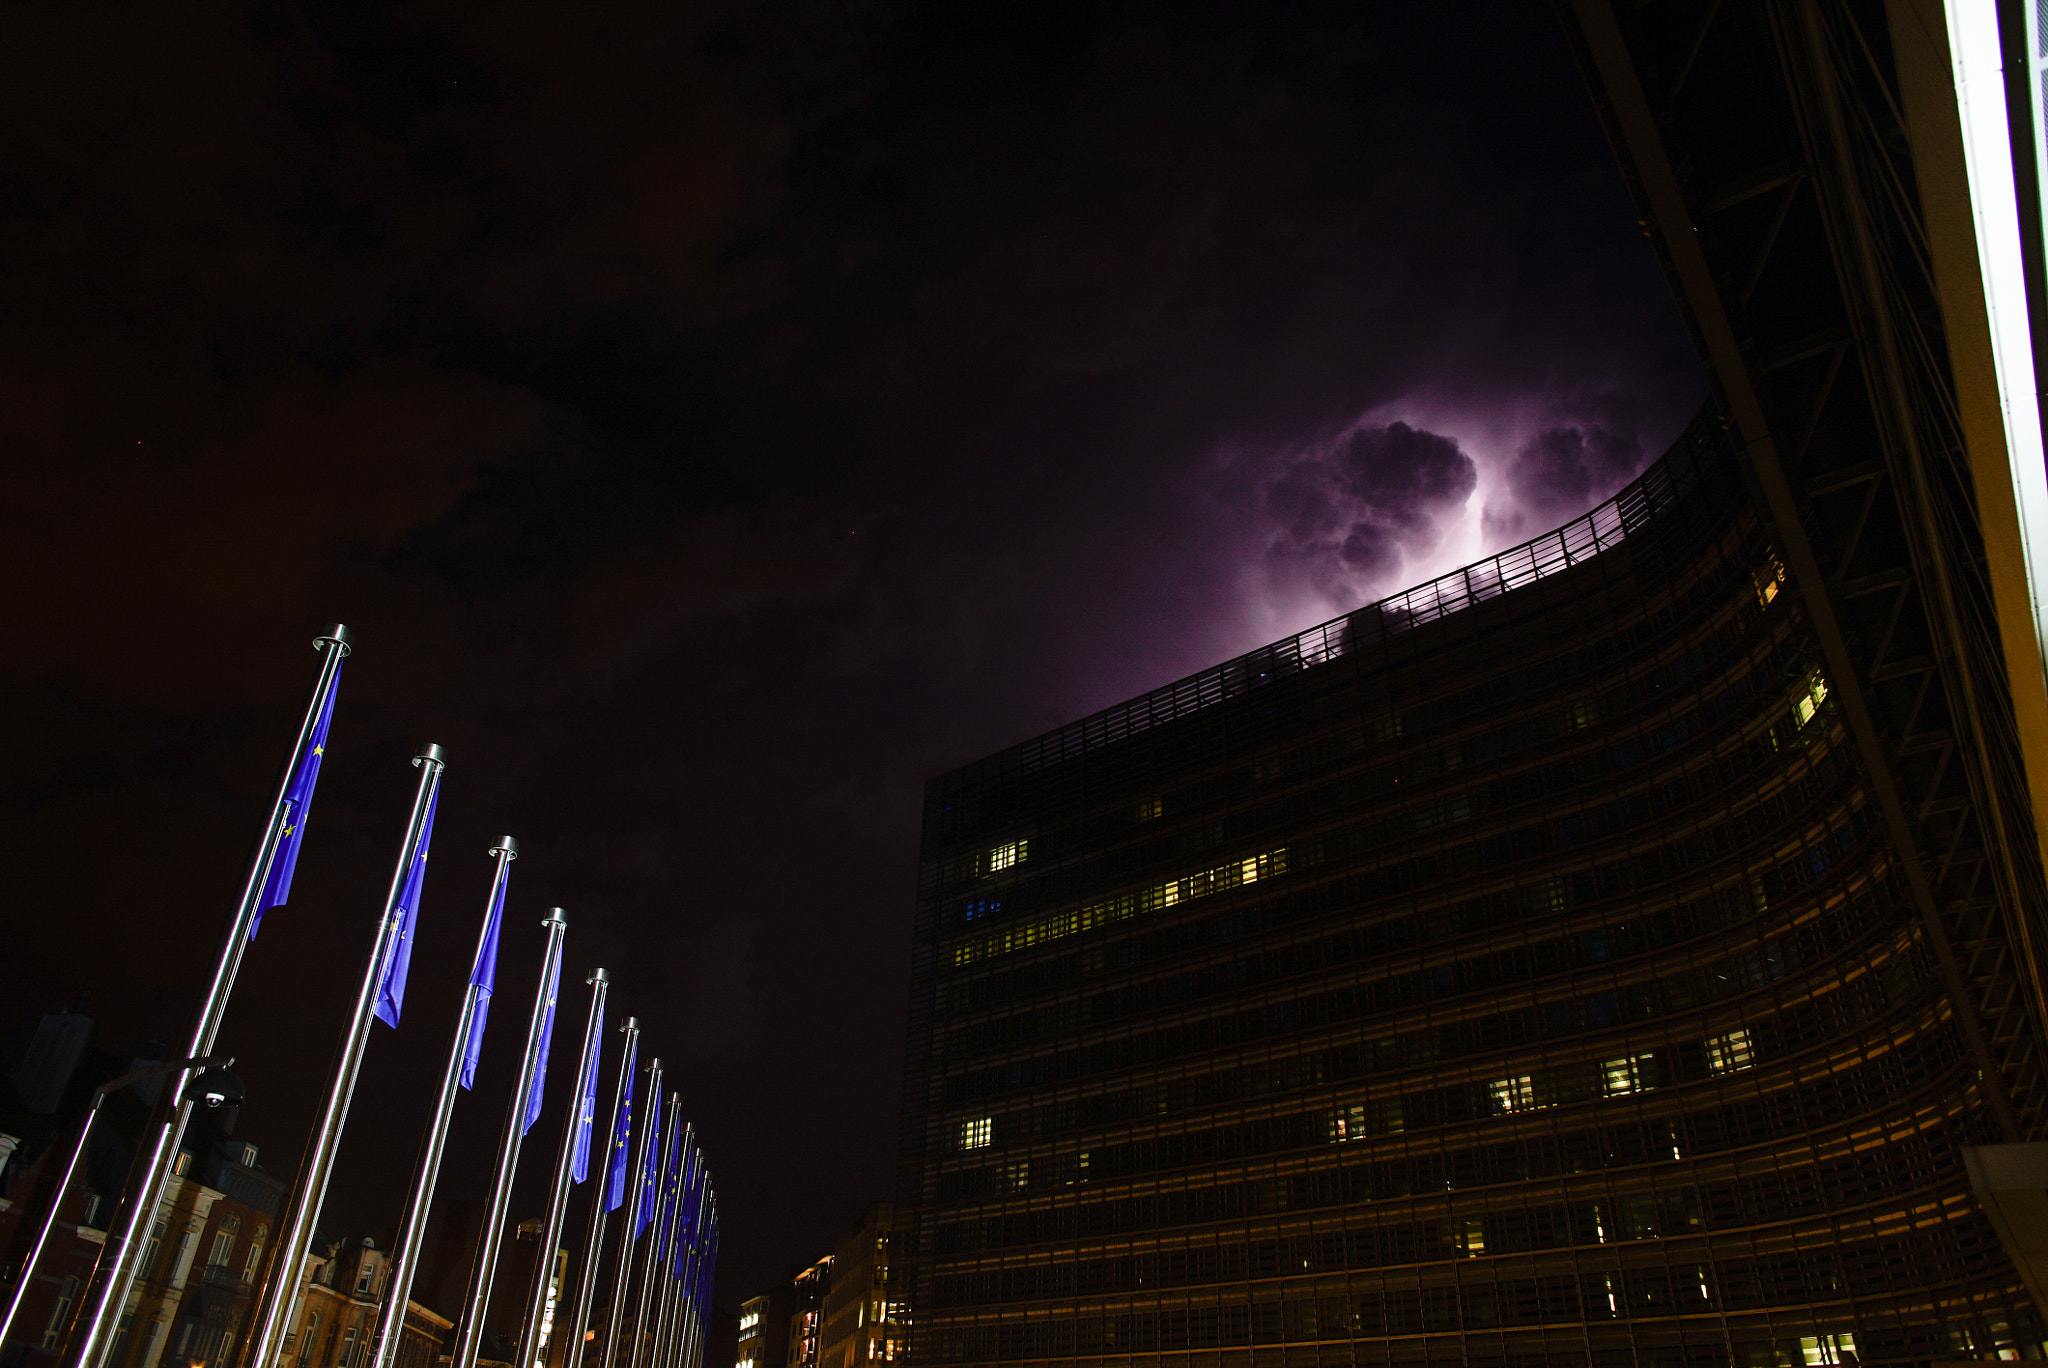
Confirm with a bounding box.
[898,409,2045,1367]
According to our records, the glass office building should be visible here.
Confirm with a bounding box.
[898,402,2048,1365]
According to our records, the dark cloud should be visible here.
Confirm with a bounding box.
[1482,391,1657,544]
[1258,422,1477,608]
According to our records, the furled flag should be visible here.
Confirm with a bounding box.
[702,1216,718,1313]
[658,1122,689,1272]
[672,1149,700,1279]
[635,1093,664,1239]
[692,1208,717,1316]
[460,864,510,1090]
[688,1204,712,1310]
[372,786,438,1029]
[603,1035,639,1213]
[568,1000,606,1183]
[657,1137,680,1267]
[251,659,343,938]
[521,935,564,1136]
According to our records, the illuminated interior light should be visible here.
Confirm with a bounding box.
[1601,1054,1652,1095]
[951,847,1287,965]
[1794,671,1829,727]
[1948,0,2048,673]
[1706,1027,1754,1074]
[1489,1075,1538,1112]
[1755,554,1787,606]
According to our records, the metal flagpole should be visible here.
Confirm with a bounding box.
[67,626,349,1368]
[650,1137,693,1368]
[559,1017,638,1368]
[235,744,446,1368]
[661,1175,692,1368]
[597,1057,660,1368]
[679,1187,712,1368]
[682,1174,709,1368]
[692,1206,717,1368]
[648,1211,676,1368]
[0,1056,227,1350]
[515,969,611,1368]
[677,1181,709,1368]
[708,1204,724,1368]
[453,908,569,1368]
[627,1097,682,1368]
[645,1149,679,1368]
[658,1156,691,1368]
[365,837,520,1368]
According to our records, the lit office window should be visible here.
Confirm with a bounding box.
[960,1117,992,1149]
[1601,1055,1654,1096]
[1755,555,1786,606]
[1489,1075,1538,1112]
[1795,670,1830,726]
[1332,1105,1366,1142]
[1706,1028,1755,1073]
[988,841,1027,872]
[1331,1099,1401,1140]
[1799,1333,1856,1365]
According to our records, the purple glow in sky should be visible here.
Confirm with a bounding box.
[1,0,1703,1302]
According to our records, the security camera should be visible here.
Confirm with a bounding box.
[183,1067,247,1109]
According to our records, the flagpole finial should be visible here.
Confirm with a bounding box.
[589,967,610,986]
[489,835,519,859]
[543,907,567,927]
[315,623,353,656]
[414,743,447,768]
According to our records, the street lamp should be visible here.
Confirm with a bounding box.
[0,1056,234,1352]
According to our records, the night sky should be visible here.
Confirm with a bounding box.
[2,0,1703,1309]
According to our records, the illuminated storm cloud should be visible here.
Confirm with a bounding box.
[1481,406,1649,545]
[1258,420,1478,612]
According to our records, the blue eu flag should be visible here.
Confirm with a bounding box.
[252,662,342,938]
[636,1097,663,1239]
[568,1001,605,1183]
[460,868,508,1090]
[671,1150,699,1279]
[372,787,437,1029]
[698,1219,718,1314]
[602,1035,639,1213]
[522,936,563,1136]
[693,1214,717,1313]
[656,1133,684,1269]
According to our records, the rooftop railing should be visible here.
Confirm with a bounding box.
[939,404,1729,792]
